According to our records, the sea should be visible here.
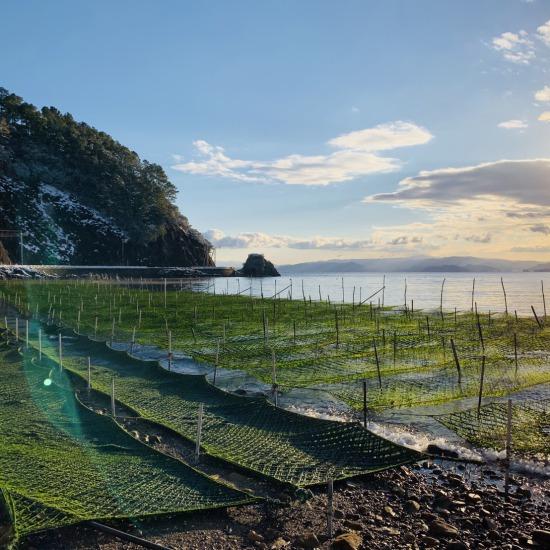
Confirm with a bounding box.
[201,272,550,316]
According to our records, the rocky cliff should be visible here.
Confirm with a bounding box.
[0,88,213,266]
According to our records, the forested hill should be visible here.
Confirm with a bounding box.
[0,88,213,266]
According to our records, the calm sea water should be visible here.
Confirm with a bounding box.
[204,272,550,316]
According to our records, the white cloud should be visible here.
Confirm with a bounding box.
[204,229,374,250]
[534,85,550,101]
[537,19,550,45]
[497,119,528,129]
[538,111,550,121]
[327,122,433,152]
[172,121,433,186]
[491,30,535,64]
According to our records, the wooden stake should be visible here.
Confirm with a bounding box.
[271,349,278,407]
[476,311,485,352]
[440,278,446,320]
[38,328,42,361]
[213,339,220,386]
[373,340,382,389]
[168,330,172,371]
[477,355,486,419]
[513,332,518,375]
[58,333,63,371]
[542,280,547,320]
[501,277,508,316]
[111,377,116,417]
[87,357,91,389]
[531,305,543,329]
[362,379,367,428]
[327,479,334,539]
[450,338,462,385]
[195,403,204,463]
[504,398,512,499]
[335,310,339,348]
[471,278,476,312]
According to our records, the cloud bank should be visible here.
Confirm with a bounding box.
[204,229,373,250]
[366,159,550,206]
[364,159,550,257]
[172,121,433,186]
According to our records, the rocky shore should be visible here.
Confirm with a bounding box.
[20,459,550,550]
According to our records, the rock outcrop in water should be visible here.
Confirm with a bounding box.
[0,88,213,266]
[238,254,280,277]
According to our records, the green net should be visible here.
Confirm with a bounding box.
[28,323,418,487]
[4,280,548,415]
[0,343,252,540]
[4,279,549,458]
[435,398,550,458]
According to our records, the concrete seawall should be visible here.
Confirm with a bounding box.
[0,265,237,279]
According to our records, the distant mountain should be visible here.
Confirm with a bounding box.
[525,262,550,272]
[279,256,539,274]
[0,88,213,266]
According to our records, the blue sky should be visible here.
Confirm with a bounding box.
[4,0,550,264]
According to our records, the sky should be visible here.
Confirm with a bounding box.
[3,0,550,265]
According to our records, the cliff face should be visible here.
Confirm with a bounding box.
[0,88,213,266]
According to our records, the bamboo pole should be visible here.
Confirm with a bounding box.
[477,355,486,419]
[362,379,367,428]
[111,377,116,417]
[326,479,334,539]
[87,357,92,389]
[58,333,63,371]
[501,277,508,316]
[542,281,547,320]
[513,333,518,375]
[213,339,220,386]
[504,398,512,499]
[440,278,446,320]
[168,330,172,371]
[335,310,339,348]
[476,311,485,352]
[373,340,382,389]
[271,349,278,407]
[450,338,462,385]
[195,403,204,463]
[531,305,543,329]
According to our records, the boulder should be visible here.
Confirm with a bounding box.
[331,532,362,550]
[429,519,459,538]
[238,254,280,277]
[294,533,320,548]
